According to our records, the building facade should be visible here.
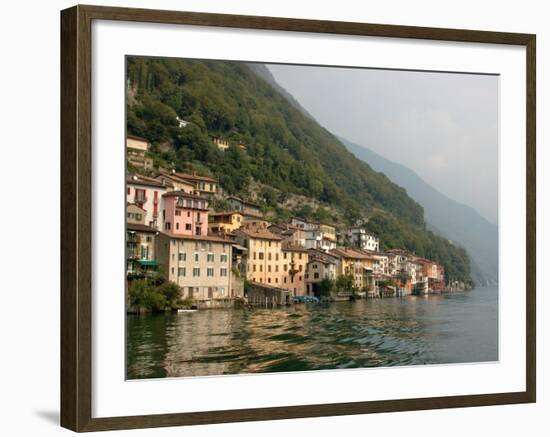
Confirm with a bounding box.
[126,135,154,170]
[346,227,380,252]
[126,223,159,278]
[281,245,308,295]
[126,174,173,229]
[233,223,283,286]
[157,233,234,300]
[208,211,244,234]
[162,191,209,236]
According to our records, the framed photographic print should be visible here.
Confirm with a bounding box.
[60,4,536,432]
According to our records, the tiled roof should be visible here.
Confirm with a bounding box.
[127,174,173,189]
[161,231,233,243]
[234,225,282,241]
[162,190,209,201]
[127,223,158,233]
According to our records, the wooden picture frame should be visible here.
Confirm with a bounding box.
[60,4,536,432]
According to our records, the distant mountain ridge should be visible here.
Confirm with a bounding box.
[340,137,498,285]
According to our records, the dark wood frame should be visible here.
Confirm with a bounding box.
[61,4,536,432]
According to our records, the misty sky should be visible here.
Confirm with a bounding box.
[267,64,499,225]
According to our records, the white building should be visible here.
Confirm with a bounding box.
[347,227,380,252]
[126,174,173,229]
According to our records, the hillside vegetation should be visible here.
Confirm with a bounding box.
[126,57,472,285]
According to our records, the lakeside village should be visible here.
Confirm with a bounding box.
[126,135,466,312]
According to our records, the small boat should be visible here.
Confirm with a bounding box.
[177,308,198,313]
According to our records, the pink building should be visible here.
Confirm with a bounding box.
[162,191,209,236]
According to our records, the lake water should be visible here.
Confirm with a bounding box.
[126,286,498,379]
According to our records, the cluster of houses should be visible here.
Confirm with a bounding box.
[126,135,447,307]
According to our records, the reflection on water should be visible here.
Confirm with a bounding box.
[127,286,498,379]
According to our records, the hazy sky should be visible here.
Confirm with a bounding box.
[267,64,499,225]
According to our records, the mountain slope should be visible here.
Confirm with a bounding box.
[126,57,472,284]
[340,137,498,285]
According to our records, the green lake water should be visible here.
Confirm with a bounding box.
[126,286,498,379]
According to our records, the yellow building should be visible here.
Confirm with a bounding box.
[234,223,283,286]
[208,211,244,234]
[281,244,308,296]
[329,248,373,291]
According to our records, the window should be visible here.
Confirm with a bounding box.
[207,253,214,262]
[253,252,257,260]
[259,252,264,260]
[185,223,191,230]
[207,267,214,277]
[268,241,272,247]
[171,253,175,261]
[175,210,181,216]
[284,277,287,283]
[171,267,174,274]
[178,253,186,261]
[268,253,272,261]
[220,268,228,277]
[299,253,302,260]
[299,265,303,271]
[165,222,171,230]
[201,242,207,250]
[208,243,213,251]
[275,265,279,272]
[193,267,200,277]
[195,242,199,250]
[220,254,228,263]
[314,272,319,279]
[178,267,186,276]
[299,276,302,281]
[187,211,191,217]
[268,265,271,272]
[253,264,256,272]
[268,278,271,283]
[176,223,179,230]
[260,265,263,272]
[283,264,287,272]
[194,253,199,262]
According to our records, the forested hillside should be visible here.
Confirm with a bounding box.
[126,57,472,285]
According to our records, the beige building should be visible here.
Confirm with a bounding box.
[172,171,217,197]
[157,232,235,300]
[155,171,196,193]
[126,135,154,170]
[281,244,308,296]
[233,223,283,286]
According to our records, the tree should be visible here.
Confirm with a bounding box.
[335,274,355,293]
[318,277,335,297]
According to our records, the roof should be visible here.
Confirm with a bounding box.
[234,225,282,241]
[127,134,149,142]
[127,223,158,234]
[162,190,209,201]
[330,248,373,260]
[160,231,233,244]
[209,210,243,218]
[127,174,173,189]
[127,202,146,212]
[282,243,308,252]
[172,171,217,183]
[226,195,261,208]
[156,172,196,187]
